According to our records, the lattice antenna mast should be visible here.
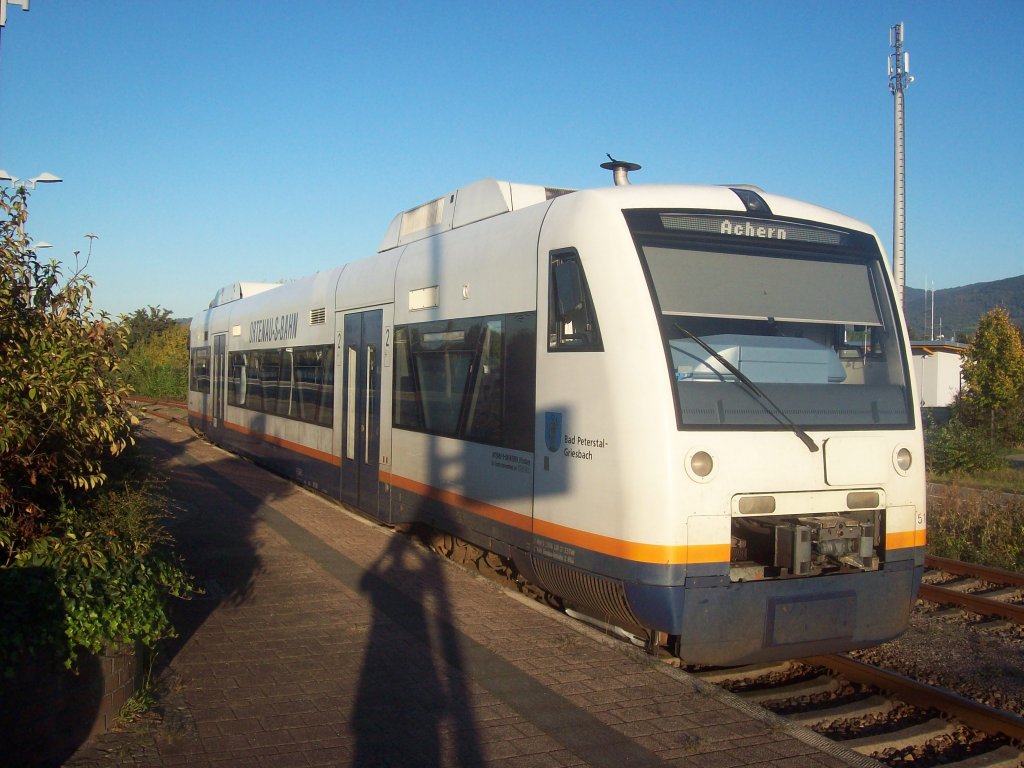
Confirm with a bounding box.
[889,22,914,307]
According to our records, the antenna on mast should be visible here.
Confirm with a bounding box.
[930,281,935,340]
[889,22,914,308]
[601,155,641,186]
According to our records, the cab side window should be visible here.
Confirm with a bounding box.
[548,249,603,351]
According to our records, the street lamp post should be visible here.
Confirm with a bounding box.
[0,169,63,239]
[0,170,63,191]
[0,0,31,28]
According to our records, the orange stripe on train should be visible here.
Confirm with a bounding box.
[886,529,927,549]
[383,470,730,566]
[223,419,341,466]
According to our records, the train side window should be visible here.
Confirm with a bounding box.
[227,352,242,405]
[548,249,603,351]
[291,346,334,426]
[463,319,504,444]
[238,353,249,406]
[190,347,211,393]
[504,312,537,451]
[393,313,535,451]
[315,345,334,426]
[292,349,317,421]
[245,353,264,412]
[393,328,425,430]
[416,345,474,435]
[278,349,296,418]
[260,351,281,415]
[225,345,333,426]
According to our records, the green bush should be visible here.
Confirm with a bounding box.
[951,390,1024,449]
[119,307,189,400]
[1,189,136,544]
[0,188,194,674]
[924,418,1006,475]
[0,474,194,673]
[122,322,189,399]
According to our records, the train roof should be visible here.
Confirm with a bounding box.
[376,176,874,255]
[377,178,574,252]
[205,172,878,312]
[208,281,283,309]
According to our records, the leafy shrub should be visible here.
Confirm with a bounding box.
[0,476,194,673]
[0,188,136,544]
[0,188,194,673]
[951,389,1024,448]
[924,418,1005,475]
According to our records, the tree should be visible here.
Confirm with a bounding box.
[120,313,190,399]
[120,305,177,351]
[959,307,1024,445]
[0,187,137,547]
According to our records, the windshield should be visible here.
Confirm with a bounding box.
[626,210,913,430]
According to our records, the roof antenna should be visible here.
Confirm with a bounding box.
[601,154,641,186]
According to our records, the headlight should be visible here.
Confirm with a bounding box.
[688,450,714,480]
[894,446,913,474]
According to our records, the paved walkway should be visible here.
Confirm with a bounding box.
[66,416,879,768]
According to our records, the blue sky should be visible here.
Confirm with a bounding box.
[1,1,1021,319]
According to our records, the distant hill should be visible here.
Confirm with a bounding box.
[903,274,1024,341]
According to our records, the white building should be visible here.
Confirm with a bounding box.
[911,341,965,409]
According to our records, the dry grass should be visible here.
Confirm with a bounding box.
[927,484,1024,571]
[929,462,1024,495]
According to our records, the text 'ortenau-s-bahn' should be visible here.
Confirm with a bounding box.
[189,160,926,665]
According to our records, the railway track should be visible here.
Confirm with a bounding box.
[131,397,189,425]
[690,557,1024,768]
[688,559,1024,767]
[920,556,1024,625]
[695,655,1023,768]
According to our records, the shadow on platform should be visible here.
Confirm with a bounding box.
[353,534,484,767]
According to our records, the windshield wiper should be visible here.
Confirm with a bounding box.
[674,323,820,453]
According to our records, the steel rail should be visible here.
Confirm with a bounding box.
[918,583,1024,625]
[924,556,1024,589]
[131,397,189,425]
[131,396,187,410]
[805,654,1024,743]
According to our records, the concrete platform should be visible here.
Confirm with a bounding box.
[67,416,881,767]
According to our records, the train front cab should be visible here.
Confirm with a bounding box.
[531,186,927,666]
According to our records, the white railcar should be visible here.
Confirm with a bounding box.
[190,165,926,665]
